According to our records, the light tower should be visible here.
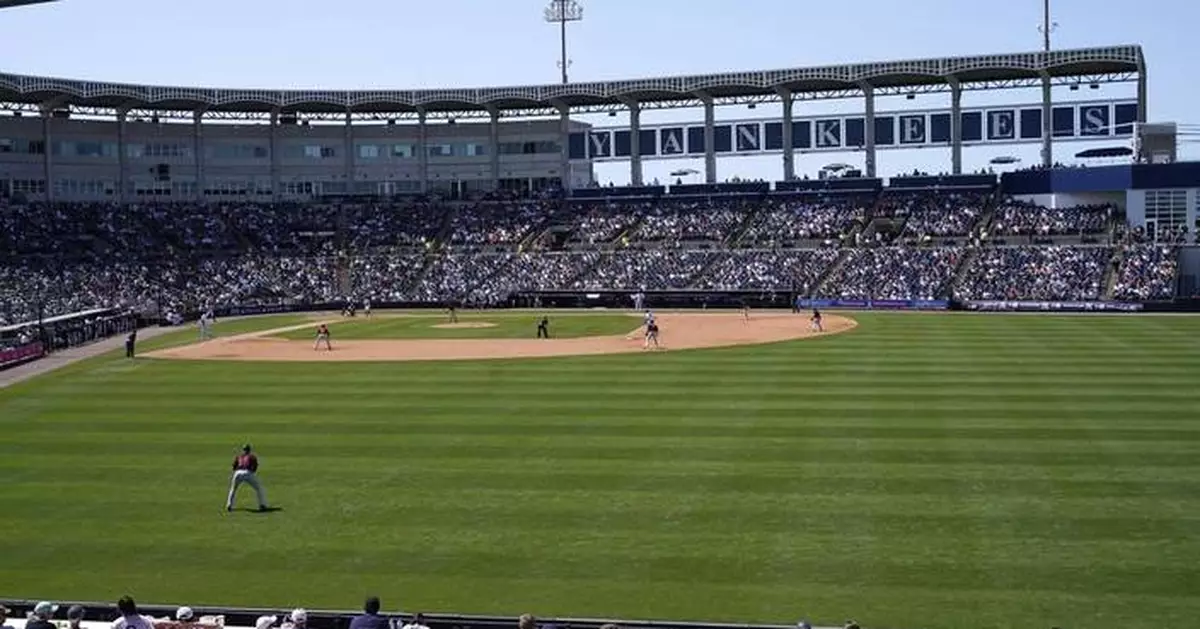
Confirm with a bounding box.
[1037,0,1058,51]
[543,0,583,85]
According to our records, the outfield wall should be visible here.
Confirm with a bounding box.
[187,291,1200,323]
[0,601,825,629]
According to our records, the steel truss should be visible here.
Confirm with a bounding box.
[0,72,1139,124]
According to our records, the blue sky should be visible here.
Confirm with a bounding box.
[0,0,1193,185]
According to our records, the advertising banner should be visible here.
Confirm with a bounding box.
[0,342,45,368]
[962,300,1143,312]
[796,299,950,311]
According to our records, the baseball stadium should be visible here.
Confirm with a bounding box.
[1,2,1199,629]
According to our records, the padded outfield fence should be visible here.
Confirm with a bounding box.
[0,601,824,629]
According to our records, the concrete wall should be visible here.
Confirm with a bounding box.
[0,115,593,200]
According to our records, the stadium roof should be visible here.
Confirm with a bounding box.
[0,45,1144,116]
[0,0,61,8]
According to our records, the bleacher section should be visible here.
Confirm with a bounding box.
[0,174,1190,324]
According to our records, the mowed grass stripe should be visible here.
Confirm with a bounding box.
[1,313,1199,629]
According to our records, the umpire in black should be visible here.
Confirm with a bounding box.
[125,329,137,358]
[536,315,550,339]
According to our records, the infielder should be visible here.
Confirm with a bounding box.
[314,324,332,351]
[226,444,268,512]
[810,308,823,332]
[364,299,372,318]
[644,319,661,350]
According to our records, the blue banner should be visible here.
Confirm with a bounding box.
[962,300,1143,312]
[796,299,949,311]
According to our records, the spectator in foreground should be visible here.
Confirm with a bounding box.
[518,614,536,629]
[26,602,58,629]
[350,597,389,629]
[68,606,87,629]
[112,596,156,629]
[0,605,12,629]
[400,613,430,629]
[282,609,307,629]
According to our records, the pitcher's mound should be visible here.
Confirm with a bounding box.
[432,322,497,329]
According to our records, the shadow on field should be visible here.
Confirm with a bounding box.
[230,506,284,514]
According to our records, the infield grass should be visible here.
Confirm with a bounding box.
[1,312,1199,629]
[269,312,641,340]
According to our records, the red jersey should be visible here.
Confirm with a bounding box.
[233,453,258,472]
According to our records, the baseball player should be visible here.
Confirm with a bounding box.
[364,299,372,318]
[226,444,269,512]
[447,304,459,324]
[643,309,655,327]
[643,318,660,350]
[536,315,550,339]
[810,308,823,332]
[198,310,214,340]
[741,301,751,323]
[314,324,332,351]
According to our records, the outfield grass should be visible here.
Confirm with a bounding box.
[270,313,641,340]
[1,312,1199,629]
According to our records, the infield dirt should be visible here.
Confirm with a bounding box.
[145,312,856,362]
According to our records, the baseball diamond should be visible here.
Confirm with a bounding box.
[2,3,1200,629]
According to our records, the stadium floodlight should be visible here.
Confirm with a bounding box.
[543,0,583,85]
[0,0,63,9]
[1037,0,1058,51]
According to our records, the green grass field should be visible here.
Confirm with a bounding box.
[2,312,1199,629]
[270,312,641,340]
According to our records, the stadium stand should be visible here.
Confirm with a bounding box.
[817,247,964,301]
[0,187,1186,329]
[955,245,1113,301]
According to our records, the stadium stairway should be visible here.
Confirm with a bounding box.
[686,251,730,288]
[812,248,852,296]
[724,204,765,248]
[1102,246,1125,300]
[947,246,981,298]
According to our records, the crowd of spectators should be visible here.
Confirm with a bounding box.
[956,245,1112,301]
[884,192,988,239]
[0,193,1186,327]
[405,253,513,304]
[562,202,647,246]
[473,252,601,303]
[1112,244,1178,301]
[347,251,427,302]
[741,199,867,245]
[990,201,1113,237]
[341,202,445,250]
[572,250,719,290]
[448,201,556,248]
[628,200,748,243]
[693,249,840,292]
[818,247,963,301]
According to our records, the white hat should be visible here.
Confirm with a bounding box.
[176,608,195,621]
[256,615,278,629]
[290,609,307,624]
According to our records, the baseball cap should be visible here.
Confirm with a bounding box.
[68,606,86,620]
[256,615,278,629]
[290,609,307,623]
[176,607,195,621]
[34,602,59,618]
